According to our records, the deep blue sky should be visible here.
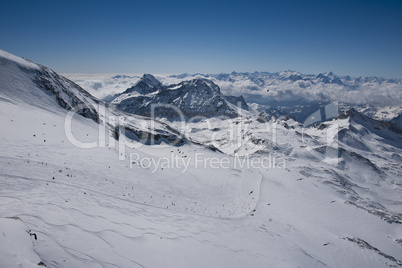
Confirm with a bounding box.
[1,0,401,78]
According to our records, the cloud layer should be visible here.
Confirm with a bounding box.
[64,72,402,108]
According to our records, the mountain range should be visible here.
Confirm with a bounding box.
[1,49,402,267]
[105,74,249,119]
[74,70,402,125]
[167,71,402,123]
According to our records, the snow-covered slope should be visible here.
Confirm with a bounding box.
[0,50,100,122]
[301,109,402,222]
[107,74,247,118]
[1,50,402,267]
[0,217,44,267]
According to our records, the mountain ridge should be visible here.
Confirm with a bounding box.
[106,74,250,119]
[1,49,402,267]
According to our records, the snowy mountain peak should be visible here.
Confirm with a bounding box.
[0,49,39,71]
[0,49,100,123]
[108,76,245,118]
[141,73,162,88]
[121,73,162,95]
[315,72,343,85]
[176,78,221,95]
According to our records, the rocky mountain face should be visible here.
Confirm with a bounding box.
[0,50,185,146]
[0,50,100,123]
[106,74,249,119]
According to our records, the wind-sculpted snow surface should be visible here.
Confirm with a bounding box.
[0,217,44,267]
[1,50,402,267]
